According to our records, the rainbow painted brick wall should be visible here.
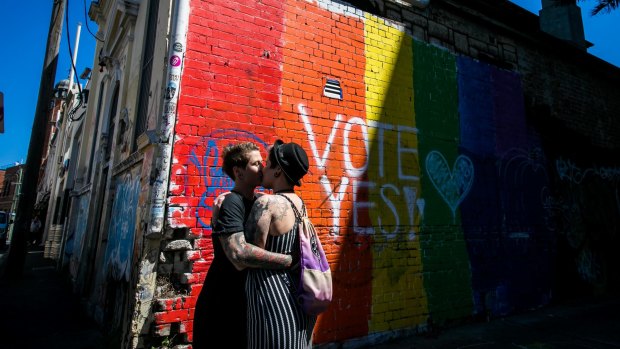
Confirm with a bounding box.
[165,0,620,344]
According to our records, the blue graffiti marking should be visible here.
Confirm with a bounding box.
[104,174,141,281]
[188,129,269,229]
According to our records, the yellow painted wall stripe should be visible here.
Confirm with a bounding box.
[364,13,429,332]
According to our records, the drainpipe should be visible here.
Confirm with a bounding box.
[146,0,190,238]
[129,2,190,346]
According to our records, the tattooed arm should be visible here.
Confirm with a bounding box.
[218,195,292,271]
[245,195,276,249]
[219,232,291,271]
[244,194,297,260]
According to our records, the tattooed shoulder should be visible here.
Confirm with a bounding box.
[271,196,289,221]
[250,196,270,221]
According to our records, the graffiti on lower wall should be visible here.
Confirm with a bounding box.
[69,194,90,279]
[104,172,141,281]
[547,159,620,287]
[556,158,620,185]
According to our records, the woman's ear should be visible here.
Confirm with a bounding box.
[274,167,281,178]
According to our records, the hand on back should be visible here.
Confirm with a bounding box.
[211,192,231,228]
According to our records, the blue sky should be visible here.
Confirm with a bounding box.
[0,1,618,166]
[0,1,97,167]
[511,0,620,66]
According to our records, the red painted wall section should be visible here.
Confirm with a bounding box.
[171,0,285,227]
[169,0,286,343]
[170,0,371,345]
[278,1,370,342]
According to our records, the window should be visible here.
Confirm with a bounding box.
[105,81,120,161]
[88,81,106,181]
[133,0,160,151]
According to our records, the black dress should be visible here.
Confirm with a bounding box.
[193,191,255,348]
[245,194,316,348]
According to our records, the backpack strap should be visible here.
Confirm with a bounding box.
[276,193,306,220]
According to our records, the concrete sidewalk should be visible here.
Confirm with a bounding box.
[367,297,620,349]
[0,244,104,349]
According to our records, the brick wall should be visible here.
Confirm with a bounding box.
[0,166,22,212]
[156,0,620,346]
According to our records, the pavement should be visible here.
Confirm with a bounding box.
[0,243,104,349]
[0,243,619,349]
[368,297,620,349]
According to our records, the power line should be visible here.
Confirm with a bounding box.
[83,0,104,42]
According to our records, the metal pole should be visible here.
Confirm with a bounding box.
[7,166,23,241]
[146,0,190,237]
[68,22,82,90]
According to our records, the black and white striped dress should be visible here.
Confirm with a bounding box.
[246,223,316,348]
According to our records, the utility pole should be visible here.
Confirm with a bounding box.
[3,0,66,279]
[8,166,24,240]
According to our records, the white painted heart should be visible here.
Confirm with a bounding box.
[425,150,474,215]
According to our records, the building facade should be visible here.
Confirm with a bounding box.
[0,164,24,221]
[40,0,620,347]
